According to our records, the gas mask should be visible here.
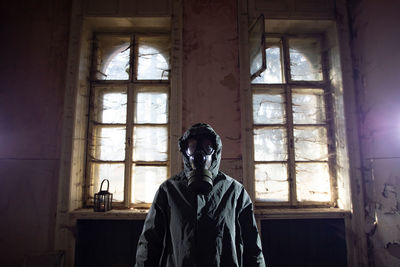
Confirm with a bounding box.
[185,136,215,195]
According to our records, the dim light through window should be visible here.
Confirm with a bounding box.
[251,35,336,207]
[87,34,170,207]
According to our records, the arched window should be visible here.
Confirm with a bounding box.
[87,34,170,207]
[251,35,335,206]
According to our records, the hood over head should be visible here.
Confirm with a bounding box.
[178,123,222,179]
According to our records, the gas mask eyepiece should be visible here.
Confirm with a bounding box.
[185,137,215,195]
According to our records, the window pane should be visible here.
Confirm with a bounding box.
[249,15,265,78]
[253,92,285,124]
[96,35,131,80]
[132,165,167,203]
[254,127,287,161]
[133,126,168,161]
[252,46,283,84]
[255,163,288,201]
[91,163,125,202]
[92,127,126,161]
[250,48,264,79]
[137,36,170,80]
[93,87,127,123]
[294,127,328,161]
[135,91,168,124]
[105,49,130,80]
[289,38,323,81]
[296,162,330,202]
[292,89,326,124]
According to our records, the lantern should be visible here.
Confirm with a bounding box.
[94,179,113,212]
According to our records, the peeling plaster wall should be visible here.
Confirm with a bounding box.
[4,0,400,266]
[182,0,242,180]
[0,0,71,266]
[350,0,400,265]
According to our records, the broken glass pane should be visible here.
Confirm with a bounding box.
[92,127,126,161]
[137,36,170,80]
[296,162,330,202]
[253,92,285,124]
[250,49,264,80]
[132,165,167,203]
[289,38,323,81]
[255,163,288,201]
[93,87,127,123]
[91,163,125,201]
[95,35,131,80]
[252,46,283,84]
[249,15,266,79]
[133,126,168,161]
[254,127,287,161]
[292,89,326,124]
[135,91,168,124]
[294,126,328,161]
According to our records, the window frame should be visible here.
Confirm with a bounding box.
[251,33,338,208]
[249,15,266,80]
[85,32,171,209]
[55,0,183,263]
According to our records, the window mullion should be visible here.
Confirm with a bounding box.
[124,83,134,208]
[124,37,135,207]
[129,35,136,83]
[282,36,297,206]
[285,86,297,206]
[133,35,139,83]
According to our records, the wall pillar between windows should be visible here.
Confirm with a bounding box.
[182,0,243,181]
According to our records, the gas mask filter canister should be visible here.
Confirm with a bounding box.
[185,137,215,195]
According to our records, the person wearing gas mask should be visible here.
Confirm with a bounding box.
[135,123,266,267]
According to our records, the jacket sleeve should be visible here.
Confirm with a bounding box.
[135,187,167,267]
[238,189,266,267]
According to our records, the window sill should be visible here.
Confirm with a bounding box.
[70,207,349,221]
[70,208,149,220]
[254,208,350,220]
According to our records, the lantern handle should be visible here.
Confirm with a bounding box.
[100,179,110,192]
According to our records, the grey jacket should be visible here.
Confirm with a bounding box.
[135,124,266,266]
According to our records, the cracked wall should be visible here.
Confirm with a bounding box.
[350,0,400,266]
[2,0,400,266]
[182,0,242,179]
[364,159,400,266]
